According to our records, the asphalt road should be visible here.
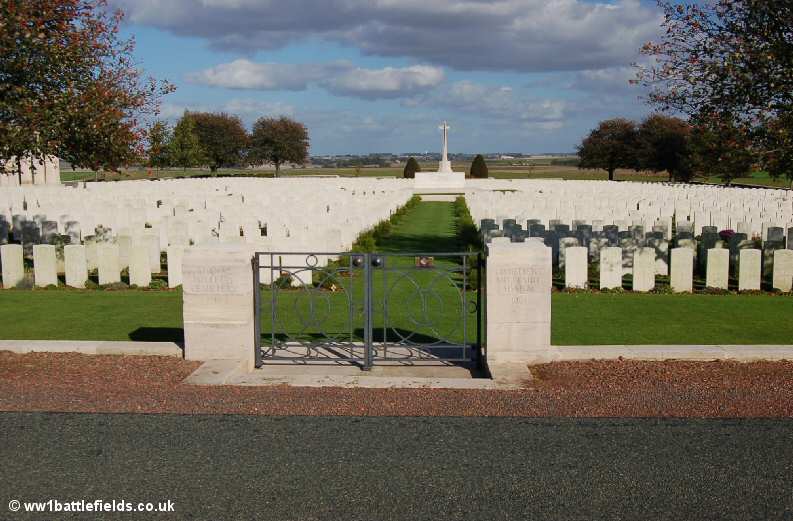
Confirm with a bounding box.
[1,413,792,520]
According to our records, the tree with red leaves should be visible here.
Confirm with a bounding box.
[0,0,174,179]
[636,1,793,182]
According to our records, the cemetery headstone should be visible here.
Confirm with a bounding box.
[670,247,693,293]
[772,249,793,292]
[738,249,761,291]
[98,243,121,285]
[64,245,88,288]
[565,246,588,289]
[0,244,24,288]
[632,247,655,292]
[599,247,623,290]
[705,248,729,289]
[33,244,57,287]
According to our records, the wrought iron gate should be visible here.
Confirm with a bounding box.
[253,251,483,369]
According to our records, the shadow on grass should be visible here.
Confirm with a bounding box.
[128,327,184,345]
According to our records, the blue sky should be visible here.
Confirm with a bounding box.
[114,0,665,155]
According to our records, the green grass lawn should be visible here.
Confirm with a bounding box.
[0,290,184,342]
[1,290,791,346]
[1,201,791,347]
[552,293,793,345]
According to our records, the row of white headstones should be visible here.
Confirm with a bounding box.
[554,244,793,292]
[467,179,793,291]
[0,177,414,288]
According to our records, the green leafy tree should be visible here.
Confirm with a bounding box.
[249,116,309,177]
[469,154,489,179]
[636,0,793,182]
[188,112,248,173]
[636,114,693,182]
[146,120,171,169]
[0,0,174,180]
[403,157,421,179]
[689,114,755,186]
[758,113,793,186]
[577,118,638,181]
[168,114,204,171]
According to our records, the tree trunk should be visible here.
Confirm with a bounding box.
[16,157,22,185]
[608,168,615,181]
[275,162,280,178]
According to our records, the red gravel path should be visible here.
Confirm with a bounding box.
[1,351,793,417]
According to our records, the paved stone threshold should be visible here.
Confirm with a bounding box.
[184,359,513,389]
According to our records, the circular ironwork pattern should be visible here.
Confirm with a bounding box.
[270,266,360,356]
[381,268,465,346]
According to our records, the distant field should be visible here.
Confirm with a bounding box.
[59,161,791,188]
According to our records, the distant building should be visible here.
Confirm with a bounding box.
[0,156,61,186]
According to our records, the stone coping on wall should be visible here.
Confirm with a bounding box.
[0,340,182,357]
[2,341,791,364]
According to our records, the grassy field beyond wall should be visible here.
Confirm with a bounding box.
[60,161,793,188]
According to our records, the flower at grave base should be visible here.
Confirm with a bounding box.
[719,229,735,241]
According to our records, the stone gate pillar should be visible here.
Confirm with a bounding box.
[182,245,255,371]
[486,238,552,373]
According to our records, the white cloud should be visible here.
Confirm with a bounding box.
[323,65,444,99]
[157,99,296,126]
[114,0,663,73]
[187,60,445,99]
[186,59,328,90]
[440,81,568,126]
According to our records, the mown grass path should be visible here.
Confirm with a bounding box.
[377,201,460,253]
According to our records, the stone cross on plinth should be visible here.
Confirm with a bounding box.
[438,121,453,173]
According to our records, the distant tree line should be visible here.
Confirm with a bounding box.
[577,114,757,184]
[145,112,309,177]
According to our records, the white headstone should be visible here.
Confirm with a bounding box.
[706,248,729,289]
[64,245,88,288]
[167,246,185,288]
[632,247,655,292]
[738,249,761,291]
[97,243,121,285]
[670,247,693,293]
[599,247,623,290]
[117,235,132,269]
[564,246,588,289]
[33,244,58,287]
[1,244,24,288]
[129,237,152,287]
[772,249,793,292]
[145,233,161,273]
